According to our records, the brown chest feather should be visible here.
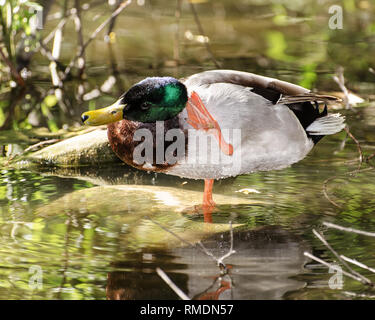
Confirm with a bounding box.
[107,117,185,172]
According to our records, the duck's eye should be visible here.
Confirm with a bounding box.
[111,110,117,114]
[141,102,151,110]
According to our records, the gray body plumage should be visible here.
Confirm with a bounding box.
[165,70,345,180]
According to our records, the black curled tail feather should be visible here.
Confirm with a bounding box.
[286,99,341,144]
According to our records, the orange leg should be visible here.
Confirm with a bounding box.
[186,92,234,223]
[203,179,215,223]
[203,179,215,207]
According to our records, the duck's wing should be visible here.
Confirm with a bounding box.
[182,69,344,145]
[182,69,339,104]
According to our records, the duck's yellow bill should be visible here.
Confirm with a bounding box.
[81,101,125,126]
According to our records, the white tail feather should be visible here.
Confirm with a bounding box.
[306,113,345,135]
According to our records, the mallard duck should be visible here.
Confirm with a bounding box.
[81,70,345,222]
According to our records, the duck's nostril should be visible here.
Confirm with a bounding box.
[81,114,89,123]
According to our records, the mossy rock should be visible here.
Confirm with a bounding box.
[24,129,121,166]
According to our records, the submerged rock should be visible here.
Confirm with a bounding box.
[25,129,121,166]
[36,185,262,249]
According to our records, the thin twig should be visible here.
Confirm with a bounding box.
[173,0,182,62]
[217,221,236,266]
[156,268,190,300]
[49,27,63,89]
[322,166,374,209]
[312,229,372,286]
[0,46,25,87]
[38,41,60,64]
[188,1,221,68]
[106,42,125,95]
[344,291,375,299]
[304,252,369,284]
[146,216,236,272]
[322,175,342,208]
[340,255,375,274]
[106,0,122,36]
[338,131,348,151]
[196,241,220,264]
[23,139,61,153]
[63,0,132,79]
[42,17,69,46]
[146,216,223,266]
[323,222,375,237]
[146,216,203,249]
[333,66,355,111]
[367,152,375,163]
[344,126,363,170]
[73,0,85,79]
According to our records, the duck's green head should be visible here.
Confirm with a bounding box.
[81,77,188,125]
